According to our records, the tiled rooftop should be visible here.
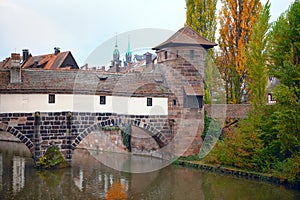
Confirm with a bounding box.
[0,69,170,97]
[153,26,217,50]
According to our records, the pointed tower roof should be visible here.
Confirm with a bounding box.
[113,33,120,60]
[126,35,131,56]
[152,26,217,50]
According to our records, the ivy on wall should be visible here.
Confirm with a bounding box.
[121,125,131,152]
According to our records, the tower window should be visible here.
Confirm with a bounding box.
[48,94,55,104]
[173,99,177,106]
[147,98,152,106]
[176,50,179,58]
[164,51,168,60]
[100,96,106,105]
[184,95,203,109]
[190,50,194,60]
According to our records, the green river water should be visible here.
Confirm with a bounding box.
[0,141,299,200]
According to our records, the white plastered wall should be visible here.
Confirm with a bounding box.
[0,94,168,115]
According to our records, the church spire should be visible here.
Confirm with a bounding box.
[125,35,132,63]
[115,32,118,47]
[113,33,120,61]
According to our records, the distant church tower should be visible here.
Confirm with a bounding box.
[111,34,121,72]
[125,36,132,66]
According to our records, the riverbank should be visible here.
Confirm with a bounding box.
[173,159,300,189]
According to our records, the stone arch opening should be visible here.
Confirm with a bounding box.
[0,122,35,156]
[72,117,168,151]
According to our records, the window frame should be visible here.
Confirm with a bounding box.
[100,96,106,105]
[48,94,55,104]
[190,50,194,60]
[147,97,153,107]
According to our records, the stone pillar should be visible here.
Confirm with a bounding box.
[65,112,73,163]
[33,111,41,163]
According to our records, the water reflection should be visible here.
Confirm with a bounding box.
[0,141,299,200]
[12,156,25,194]
[0,154,2,191]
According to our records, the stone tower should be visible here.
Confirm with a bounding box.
[153,26,217,156]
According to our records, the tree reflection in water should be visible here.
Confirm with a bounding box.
[0,141,299,200]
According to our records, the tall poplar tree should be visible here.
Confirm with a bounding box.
[185,0,218,104]
[185,0,217,42]
[246,0,271,107]
[217,0,262,104]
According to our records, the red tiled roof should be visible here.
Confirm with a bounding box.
[0,57,11,69]
[21,51,78,69]
[0,54,21,69]
[153,26,217,50]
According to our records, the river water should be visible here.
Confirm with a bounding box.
[0,141,299,200]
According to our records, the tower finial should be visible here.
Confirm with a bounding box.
[115,32,118,47]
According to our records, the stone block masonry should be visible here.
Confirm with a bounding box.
[0,111,172,163]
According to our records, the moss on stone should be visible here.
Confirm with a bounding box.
[36,145,69,169]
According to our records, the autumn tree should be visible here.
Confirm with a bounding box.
[246,0,271,107]
[217,0,262,104]
[205,1,300,183]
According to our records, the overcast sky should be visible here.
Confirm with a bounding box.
[0,0,295,66]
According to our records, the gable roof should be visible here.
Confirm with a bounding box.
[0,53,21,69]
[153,26,217,50]
[21,51,79,69]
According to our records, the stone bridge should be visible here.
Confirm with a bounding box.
[0,111,171,164]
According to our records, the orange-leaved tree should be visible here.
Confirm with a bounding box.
[217,0,262,104]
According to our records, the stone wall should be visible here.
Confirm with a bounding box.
[0,112,172,162]
[205,104,252,119]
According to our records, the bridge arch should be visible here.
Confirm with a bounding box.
[71,117,168,150]
[0,122,35,155]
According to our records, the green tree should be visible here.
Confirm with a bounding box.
[246,0,271,107]
[269,0,300,100]
[185,0,217,42]
[205,1,300,183]
[185,0,218,104]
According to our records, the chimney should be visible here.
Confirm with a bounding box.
[54,47,60,55]
[10,54,21,83]
[22,49,29,63]
[11,53,21,61]
[145,52,152,65]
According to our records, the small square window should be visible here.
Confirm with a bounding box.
[48,94,55,104]
[147,98,152,106]
[100,96,106,105]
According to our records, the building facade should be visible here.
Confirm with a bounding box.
[0,26,216,160]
